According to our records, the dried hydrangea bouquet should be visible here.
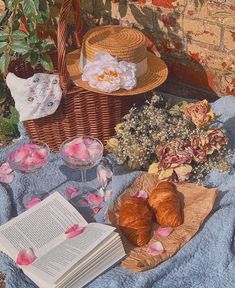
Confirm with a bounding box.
[107,95,232,183]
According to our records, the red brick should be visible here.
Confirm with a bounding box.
[184,18,221,46]
[224,29,235,51]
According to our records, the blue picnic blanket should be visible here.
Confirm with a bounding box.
[0,96,235,288]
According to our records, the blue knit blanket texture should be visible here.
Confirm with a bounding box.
[0,96,235,288]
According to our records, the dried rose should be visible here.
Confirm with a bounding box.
[183,100,215,128]
[158,164,192,182]
[157,140,192,169]
[188,136,208,163]
[206,128,228,154]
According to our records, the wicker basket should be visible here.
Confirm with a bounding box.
[8,0,153,152]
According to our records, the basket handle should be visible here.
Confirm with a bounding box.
[58,0,83,92]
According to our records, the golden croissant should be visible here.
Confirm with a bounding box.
[148,181,183,227]
[119,197,153,247]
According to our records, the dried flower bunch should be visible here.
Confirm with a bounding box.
[107,94,232,183]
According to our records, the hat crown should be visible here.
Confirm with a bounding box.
[82,25,147,64]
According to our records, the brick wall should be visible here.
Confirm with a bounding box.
[80,0,235,100]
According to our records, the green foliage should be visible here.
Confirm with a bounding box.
[0,106,20,143]
[0,0,57,75]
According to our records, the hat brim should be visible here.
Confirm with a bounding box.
[66,50,168,96]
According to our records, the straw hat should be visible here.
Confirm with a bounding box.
[66,25,168,96]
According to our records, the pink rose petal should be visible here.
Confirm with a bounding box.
[97,165,113,189]
[16,248,37,266]
[0,162,12,174]
[0,162,14,183]
[64,142,90,160]
[136,190,148,200]
[26,198,41,209]
[155,227,174,237]
[104,189,112,201]
[93,207,101,214]
[87,193,104,205]
[10,147,29,162]
[147,241,164,256]
[65,187,79,199]
[65,224,85,238]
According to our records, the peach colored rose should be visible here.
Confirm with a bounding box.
[183,100,215,128]
[206,128,228,154]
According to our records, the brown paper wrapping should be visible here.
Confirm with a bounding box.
[108,173,218,272]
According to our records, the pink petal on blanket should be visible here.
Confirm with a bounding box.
[65,224,85,238]
[0,162,14,183]
[0,173,14,183]
[26,198,41,209]
[136,190,148,200]
[155,227,174,237]
[87,193,104,205]
[104,190,112,201]
[65,187,79,199]
[147,241,164,256]
[92,207,101,214]
[16,248,37,266]
[0,162,12,174]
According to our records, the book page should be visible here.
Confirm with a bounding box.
[0,192,88,259]
[24,223,116,287]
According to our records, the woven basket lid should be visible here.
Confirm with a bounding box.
[66,25,168,96]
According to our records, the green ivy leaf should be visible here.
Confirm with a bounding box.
[0,53,10,74]
[30,53,39,68]
[0,42,8,53]
[6,0,20,10]
[9,106,19,124]
[11,40,30,54]
[12,30,28,40]
[22,0,37,17]
[0,31,9,41]
[42,40,55,51]
[40,54,53,71]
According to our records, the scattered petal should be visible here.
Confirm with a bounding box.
[93,207,101,214]
[147,241,164,256]
[65,224,85,239]
[87,193,104,205]
[104,189,112,201]
[16,248,37,266]
[97,160,113,189]
[65,187,79,199]
[136,190,148,200]
[155,227,174,237]
[26,198,41,209]
[0,162,15,184]
[97,188,105,198]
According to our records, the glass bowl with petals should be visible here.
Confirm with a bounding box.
[7,140,50,208]
[60,136,104,208]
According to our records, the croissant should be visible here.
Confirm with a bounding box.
[119,197,153,247]
[148,181,183,227]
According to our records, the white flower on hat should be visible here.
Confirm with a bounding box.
[82,52,137,93]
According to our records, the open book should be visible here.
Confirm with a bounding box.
[0,192,126,288]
